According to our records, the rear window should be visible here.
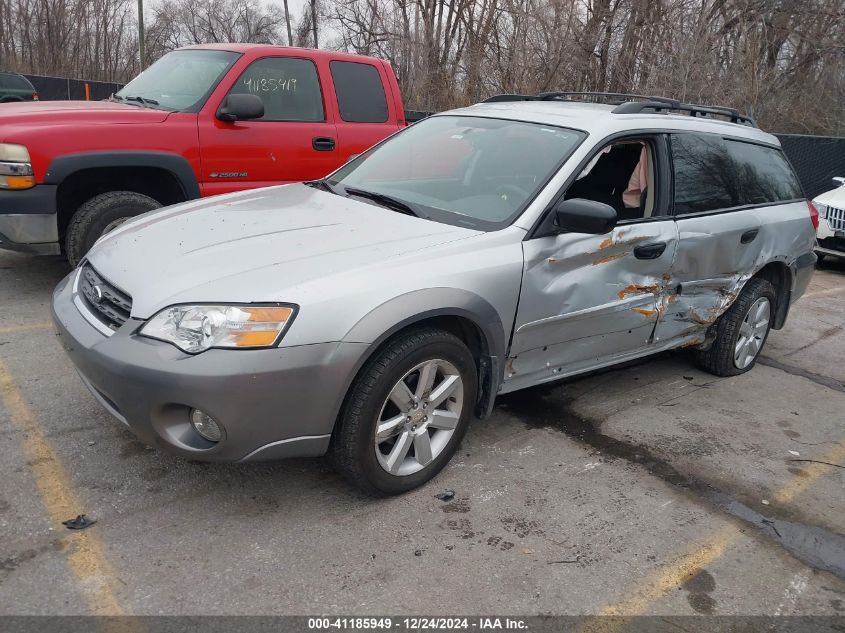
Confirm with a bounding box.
[330,61,388,123]
[0,73,32,90]
[671,133,803,215]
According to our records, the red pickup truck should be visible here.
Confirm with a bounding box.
[0,44,407,264]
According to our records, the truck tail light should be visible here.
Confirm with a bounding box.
[807,200,819,232]
[32,92,39,101]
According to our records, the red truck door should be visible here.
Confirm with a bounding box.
[197,54,339,196]
[328,59,405,163]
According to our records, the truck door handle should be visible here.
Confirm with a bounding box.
[740,229,759,244]
[633,242,667,260]
[312,137,336,151]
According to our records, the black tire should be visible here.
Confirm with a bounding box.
[65,191,161,266]
[693,278,776,377]
[331,327,478,496]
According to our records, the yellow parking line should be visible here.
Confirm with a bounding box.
[0,322,53,335]
[589,439,845,620]
[0,355,127,615]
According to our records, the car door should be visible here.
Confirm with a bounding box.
[198,55,338,196]
[505,135,679,391]
[655,133,783,345]
[329,59,402,163]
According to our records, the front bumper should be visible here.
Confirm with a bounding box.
[815,237,845,259]
[0,185,60,255]
[51,271,369,462]
[815,216,845,258]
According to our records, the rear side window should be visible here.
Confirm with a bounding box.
[0,73,32,90]
[330,61,388,123]
[228,57,324,122]
[671,133,803,215]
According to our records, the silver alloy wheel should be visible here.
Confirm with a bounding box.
[734,296,771,369]
[374,358,464,476]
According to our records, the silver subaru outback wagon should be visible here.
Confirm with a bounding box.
[52,93,817,495]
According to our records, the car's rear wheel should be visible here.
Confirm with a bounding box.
[331,327,477,496]
[693,278,775,377]
[65,191,161,266]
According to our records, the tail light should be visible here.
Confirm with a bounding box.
[32,92,39,101]
[807,200,819,231]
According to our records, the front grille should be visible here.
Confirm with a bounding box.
[78,264,132,330]
[823,205,845,232]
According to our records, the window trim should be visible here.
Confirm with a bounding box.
[329,60,390,124]
[668,130,805,218]
[225,55,327,123]
[527,131,674,240]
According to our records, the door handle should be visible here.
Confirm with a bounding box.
[740,229,759,244]
[633,242,667,260]
[312,137,336,151]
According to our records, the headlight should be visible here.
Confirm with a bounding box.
[140,304,296,353]
[815,202,828,218]
[0,143,34,189]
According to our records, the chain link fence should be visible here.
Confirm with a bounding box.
[776,134,845,199]
[23,74,123,102]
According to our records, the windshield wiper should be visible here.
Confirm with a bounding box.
[111,94,170,109]
[304,179,340,195]
[123,95,160,106]
[343,187,424,218]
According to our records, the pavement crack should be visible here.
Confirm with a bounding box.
[757,356,845,394]
[788,459,845,470]
[497,387,845,581]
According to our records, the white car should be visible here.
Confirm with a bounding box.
[814,177,845,261]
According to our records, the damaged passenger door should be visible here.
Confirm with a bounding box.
[505,135,679,392]
[654,133,781,346]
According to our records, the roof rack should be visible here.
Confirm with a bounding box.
[481,92,757,127]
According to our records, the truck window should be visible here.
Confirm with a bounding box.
[329,61,388,123]
[672,133,804,215]
[228,57,324,122]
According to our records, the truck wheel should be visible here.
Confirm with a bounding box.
[693,278,776,377]
[65,191,161,266]
[331,327,477,496]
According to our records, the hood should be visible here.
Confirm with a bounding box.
[0,100,171,130]
[814,184,845,208]
[87,184,480,318]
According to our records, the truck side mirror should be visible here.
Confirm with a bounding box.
[553,198,617,234]
[217,94,264,122]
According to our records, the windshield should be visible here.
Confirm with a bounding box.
[115,49,240,111]
[328,115,585,230]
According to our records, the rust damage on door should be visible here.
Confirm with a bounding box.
[504,223,680,391]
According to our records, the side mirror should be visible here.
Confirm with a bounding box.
[833,176,845,188]
[217,94,264,122]
[554,198,617,234]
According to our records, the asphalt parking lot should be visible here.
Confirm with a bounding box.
[1,249,844,617]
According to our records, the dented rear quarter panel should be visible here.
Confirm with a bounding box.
[658,201,816,346]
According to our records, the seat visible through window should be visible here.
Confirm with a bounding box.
[566,141,654,220]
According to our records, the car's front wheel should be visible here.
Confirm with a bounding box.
[65,191,161,266]
[693,278,775,377]
[331,327,477,496]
